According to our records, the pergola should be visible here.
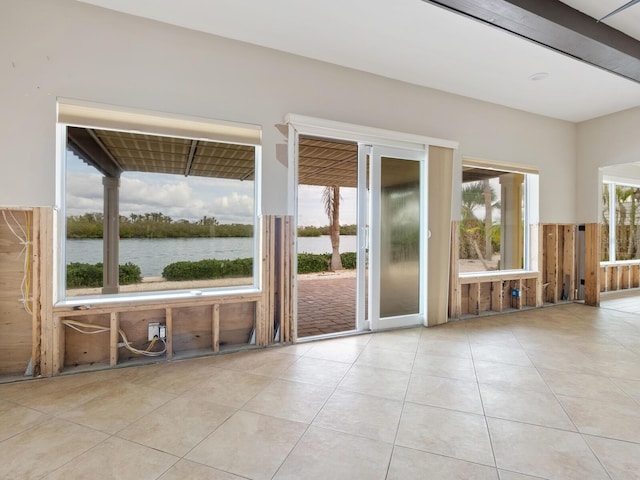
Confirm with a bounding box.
[67,129,359,292]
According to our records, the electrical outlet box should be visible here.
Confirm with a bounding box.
[148,322,160,341]
[159,324,167,340]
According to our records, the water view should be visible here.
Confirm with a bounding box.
[67,235,357,277]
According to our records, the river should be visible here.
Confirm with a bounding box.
[66,236,357,277]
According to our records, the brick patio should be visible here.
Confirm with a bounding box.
[296,272,356,337]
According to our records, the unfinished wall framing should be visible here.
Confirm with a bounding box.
[600,262,640,293]
[0,208,36,377]
[0,213,294,378]
[449,222,580,319]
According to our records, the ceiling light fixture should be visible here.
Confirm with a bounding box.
[529,72,549,81]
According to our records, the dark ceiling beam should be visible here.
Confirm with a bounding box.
[184,139,198,177]
[67,127,122,178]
[424,0,640,83]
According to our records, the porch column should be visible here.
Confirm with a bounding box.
[102,176,120,294]
[500,173,525,270]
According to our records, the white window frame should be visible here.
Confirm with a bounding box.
[458,159,539,277]
[600,179,640,265]
[55,100,262,306]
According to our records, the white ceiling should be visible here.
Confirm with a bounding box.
[76,0,640,123]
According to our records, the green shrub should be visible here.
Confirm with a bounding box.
[297,253,330,274]
[66,262,142,288]
[119,262,142,285]
[340,252,357,269]
[162,258,253,281]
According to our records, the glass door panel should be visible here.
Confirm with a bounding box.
[368,146,426,331]
[379,157,421,318]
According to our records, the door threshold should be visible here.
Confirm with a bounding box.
[296,329,370,343]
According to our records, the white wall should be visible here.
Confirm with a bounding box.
[577,107,640,223]
[1,0,577,222]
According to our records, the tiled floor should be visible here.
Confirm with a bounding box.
[1,302,640,479]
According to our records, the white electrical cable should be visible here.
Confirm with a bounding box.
[2,211,32,315]
[61,319,167,357]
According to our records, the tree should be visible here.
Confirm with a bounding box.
[460,181,499,264]
[322,185,342,271]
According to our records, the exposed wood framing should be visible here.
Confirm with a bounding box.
[450,223,573,318]
[212,304,220,353]
[600,262,640,293]
[39,208,55,376]
[543,225,559,303]
[584,223,601,306]
[562,225,576,301]
[0,208,35,376]
[110,312,119,366]
[165,308,173,360]
[448,221,461,319]
[31,208,42,377]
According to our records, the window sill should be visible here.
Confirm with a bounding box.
[55,285,261,311]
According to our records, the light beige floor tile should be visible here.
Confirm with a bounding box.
[58,382,176,434]
[355,345,416,372]
[474,361,550,393]
[278,356,351,387]
[313,389,403,443]
[397,403,494,466]
[338,364,410,400]
[190,368,273,407]
[130,360,217,394]
[467,331,521,348]
[406,373,483,414]
[0,400,48,441]
[471,344,532,367]
[498,470,548,480]
[277,343,314,355]
[366,330,420,352]
[117,394,235,456]
[0,417,108,479]
[539,368,632,403]
[418,338,472,358]
[558,394,640,443]
[388,446,499,480]
[525,348,600,375]
[421,324,469,342]
[487,417,609,479]
[612,377,640,403]
[0,375,120,415]
[412,353,476,381]
[208,349,291,372]
[243,378,333,423]
[273,426,393,480]
[159,459,244,480]
[303,339,365,363]
[46,436,178,480]
[245,352,300,377]
[185,410,306,480]
[480,383,576,430]
[584,434,640,480]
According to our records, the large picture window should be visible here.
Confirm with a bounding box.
[459,162,538,273]
[57,102,261,302]
[601,181,640,262]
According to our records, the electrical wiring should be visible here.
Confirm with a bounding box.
[61,319,167,357]
[2,210,32,315]
[62,319,111,335]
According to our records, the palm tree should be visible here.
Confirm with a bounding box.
[322,185,342,271]
[460,181,499,262]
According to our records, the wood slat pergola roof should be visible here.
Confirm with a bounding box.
[68,128,360,188]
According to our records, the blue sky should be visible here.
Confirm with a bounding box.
[66,152,357,226]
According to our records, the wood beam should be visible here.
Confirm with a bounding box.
[425,0,640,83]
